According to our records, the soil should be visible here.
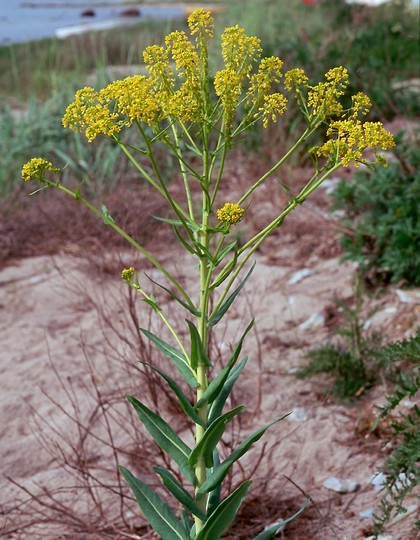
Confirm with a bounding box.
[0,149,419,539]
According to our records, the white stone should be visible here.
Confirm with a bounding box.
[323,477,360,493]
[369,472,386,492]
[396,288,420,304]
[365,536,393,540]
[287,268,313,285]
[289,407,310,422]
[299,312,325,330]
[359,508,374,519]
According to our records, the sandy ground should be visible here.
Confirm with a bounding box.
[1,201,419,538]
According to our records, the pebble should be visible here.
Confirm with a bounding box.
[395,288,420,304]
[289,407,310,422]
[369,472,386,492]
[299,312,325,330]
[323,476,360,493]
[365,536,393,540]
[287,268,313,285]
[359,508,374,518]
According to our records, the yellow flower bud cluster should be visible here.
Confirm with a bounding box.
[121,267,135,281]
[21,157,59,182]
[313,120,395,167]
[216,203,245,225]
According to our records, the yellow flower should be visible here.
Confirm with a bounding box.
[259,93,288,127]
[217,203,245,225]
[284,68,309,91]
[307,66,349,121]
[313,119,395,167]
[187,8,214,38]
[21,157,59,182]
[220,25,261,75]
[62,87,121,141]
[121,267,135,281]
[247,56,284,106]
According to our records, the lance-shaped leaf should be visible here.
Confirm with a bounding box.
[206,450,221,516]
[195,480,252,540]
[154,466,206,521]
[189,406,245,468]
[197,416,289,496]
[141,362,204,427]
[213,240,238,268]
[208,262,256,327]
[145,273,200,316]
[120,466,189,540]
[141,328,198,388]
[197,320,254,408]
[252,500,309,540]
[186,320,211,370]
[126,395,195,484]
[208,357,248,424]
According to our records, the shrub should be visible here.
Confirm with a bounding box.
[331,140,420,287]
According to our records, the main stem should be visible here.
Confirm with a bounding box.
[194,140,211,531]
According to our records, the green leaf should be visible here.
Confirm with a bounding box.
[187,320,211,371]
[145,274,200,316]
[214,240,237,267]
[252,500,309,539]
[126,395,195,484]
[208,357,248,424]
[141,328,198,388]
[120,466,189,540]
[154,466,207,521]
[195,480,252,540]
[101,203,115,225]
[208,262,256,327]
[189,406,245,468]
[206,450,221,516]
[141,362,204,427]
[197,320,254,409]
[197,416,288,495]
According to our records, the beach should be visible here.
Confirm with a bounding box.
[0,1,184,45]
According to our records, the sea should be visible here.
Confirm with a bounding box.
[0,1,184,45]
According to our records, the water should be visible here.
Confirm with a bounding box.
[0,1,184,45]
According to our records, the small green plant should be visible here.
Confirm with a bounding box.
[331,139,420,287]
[297,274,384,399]
[373,331,420,535]
[21,9,394,538]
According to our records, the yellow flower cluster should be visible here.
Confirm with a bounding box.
[62,87,123,142]
[284,68,309,91]
[307,66,349,121]
[259,93,288,127]
[21,157,59,182]
[121,266,135,281]
[216,203,245,225]
[313,120,395,167]
[187,8,214,38]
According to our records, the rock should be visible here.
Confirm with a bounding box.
[359,508,374,518]
[299,311,325,330]
[120,8,141,17]
[323,476,360,493]
[395,288,420,304]
[81,9,95,17]
[287,268,313,285]
[369,472,386,492]
[365,534,392,540]
[289,407,310,422]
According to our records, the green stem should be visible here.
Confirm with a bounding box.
[194,132,212,531]
[237,126,316,206]
[210,162,343,317]
[49,181,195,309]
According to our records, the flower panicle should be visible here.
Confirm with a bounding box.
[21,157,60,182]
